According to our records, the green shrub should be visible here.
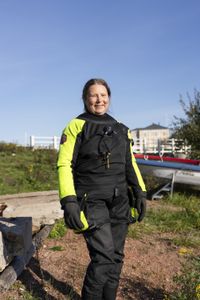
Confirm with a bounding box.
[49,219,67,239]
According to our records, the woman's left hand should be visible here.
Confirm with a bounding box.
[135,192,146,222]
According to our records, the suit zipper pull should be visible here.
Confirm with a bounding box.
[106,152,110,169]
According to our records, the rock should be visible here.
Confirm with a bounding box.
[0,190,63,229]
[0,231,12,272]
[0,217,32,272]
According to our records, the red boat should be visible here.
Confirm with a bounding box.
[134,153,200,166]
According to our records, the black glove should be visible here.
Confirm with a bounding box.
[62,199,84,230]
[135,191,147,222]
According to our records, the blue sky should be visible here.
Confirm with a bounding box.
[0,0,200,145]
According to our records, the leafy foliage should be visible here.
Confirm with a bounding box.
[48,219,67,239]
[172,90,200,158]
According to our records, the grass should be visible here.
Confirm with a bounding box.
[6,282,41,300]
[49,245,65,251]
[0,143,58,195]
[128,193,200,247]
[128,192,200,300]
[167,255,200,300]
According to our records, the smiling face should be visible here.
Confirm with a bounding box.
[84,84,110,115]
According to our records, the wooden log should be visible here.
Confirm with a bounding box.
[0,224,53,291]
[32,224,54,250]
[0,244,35,290]
[0,204,7,216]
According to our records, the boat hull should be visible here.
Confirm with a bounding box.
[136,158,200,190]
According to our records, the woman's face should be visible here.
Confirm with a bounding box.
[85,84,110,115]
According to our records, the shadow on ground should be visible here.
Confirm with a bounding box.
[120,277,165,300]
[19,256,81,300]
[19,257,165,300]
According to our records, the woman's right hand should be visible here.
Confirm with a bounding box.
[63,201,84,230]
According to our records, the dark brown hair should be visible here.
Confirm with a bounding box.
[82,78,111,111]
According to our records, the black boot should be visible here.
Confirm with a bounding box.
[103,285,118,300]
[82,286,103,300]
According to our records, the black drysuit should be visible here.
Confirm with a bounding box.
[57,112,146,300]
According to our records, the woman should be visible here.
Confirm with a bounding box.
[57,78,146,300]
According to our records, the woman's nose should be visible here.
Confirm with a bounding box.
[96,95,101,102]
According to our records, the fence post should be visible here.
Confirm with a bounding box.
[161,144,165,156]
[157,139,161,155]
[140,139,144,153]
[53,136,57,150]
[142,139,146,154]
[30,136,35,148]
[171,138,175,155]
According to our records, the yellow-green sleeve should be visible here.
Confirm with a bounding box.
[57,118,85,200]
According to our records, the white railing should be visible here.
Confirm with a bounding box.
[132,138,191,155]
[30,136,60,150]
[30,136,191,155]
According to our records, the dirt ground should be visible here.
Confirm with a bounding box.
[1,202,188,300]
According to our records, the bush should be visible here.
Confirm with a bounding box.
[48,219,67,239]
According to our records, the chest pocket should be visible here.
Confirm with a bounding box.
[77,123,127,166]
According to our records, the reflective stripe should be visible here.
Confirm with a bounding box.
[57,118,85,199]
[74,211,89,233]
[128,130,146,192]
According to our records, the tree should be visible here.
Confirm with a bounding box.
[172,89,200,159]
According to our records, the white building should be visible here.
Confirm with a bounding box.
[130,123,172,154]
[131,123,170,143]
